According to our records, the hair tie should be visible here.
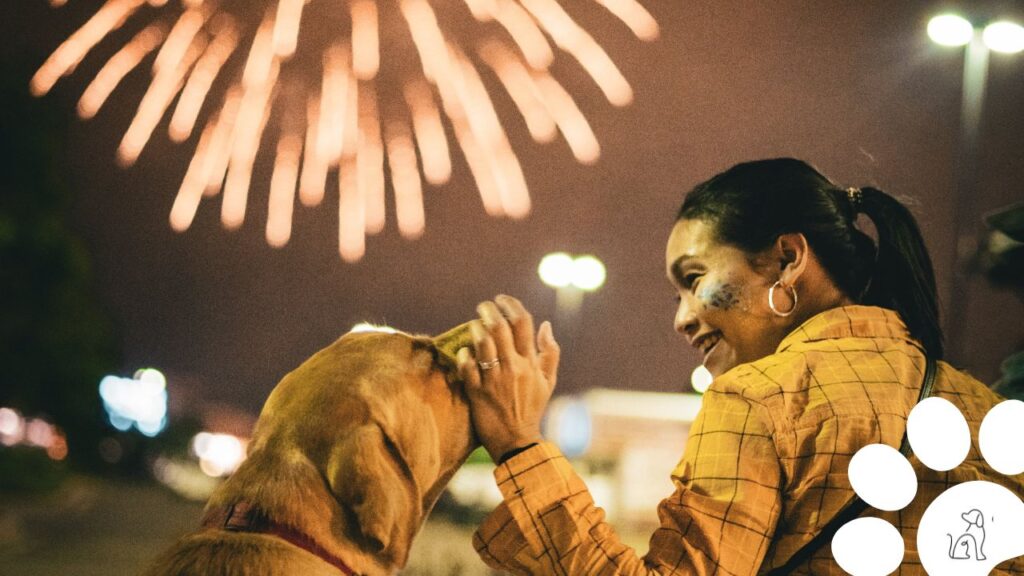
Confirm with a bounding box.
[846,187,863,212]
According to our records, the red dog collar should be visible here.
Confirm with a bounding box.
[203,502,359,576]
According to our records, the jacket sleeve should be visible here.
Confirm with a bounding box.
[473,390,783,575]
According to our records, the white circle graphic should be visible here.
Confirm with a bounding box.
[849,444,917,511]
[979,399,1024,476]
[907,397,971,471]
[832,517,904,575]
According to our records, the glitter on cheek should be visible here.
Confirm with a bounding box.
[698,281,744,311]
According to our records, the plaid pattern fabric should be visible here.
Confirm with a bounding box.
[472,305,1024,575]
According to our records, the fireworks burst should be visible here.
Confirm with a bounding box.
[33,0,658,261]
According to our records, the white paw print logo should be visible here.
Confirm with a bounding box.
[833,398,1024,575]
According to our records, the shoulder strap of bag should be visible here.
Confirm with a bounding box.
[763,356,938,575]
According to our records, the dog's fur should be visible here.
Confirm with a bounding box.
[144,323,477,576]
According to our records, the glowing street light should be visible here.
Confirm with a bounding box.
[538,252,606,291]
[539,252,605,348]
[538,252,575,288]
[927,14,974,47]
[927,13,1022,362]
[571,256,607,292]
[983,21,1024,54]
[927,15,1024,53]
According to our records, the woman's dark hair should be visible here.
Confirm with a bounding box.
[678,158,943,358]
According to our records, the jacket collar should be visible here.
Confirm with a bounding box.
[776,305,917,354]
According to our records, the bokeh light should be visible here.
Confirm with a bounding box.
[927,14,974,47]
[570,255,606,291]
[539,252,605,290]
[191,431,247,477]
[690,364,713,393]
[0,408,67,460]
[547,398,591,457]
[98,368,169,436]
[152,455,221,500]
[538,251,574,288]
[0,407,25,446]
[983,21,1024,54]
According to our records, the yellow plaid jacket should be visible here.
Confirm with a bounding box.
[472,305,1024,575]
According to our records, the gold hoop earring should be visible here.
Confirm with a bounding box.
[768,281,798,317]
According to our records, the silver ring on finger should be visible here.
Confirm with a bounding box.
[478,358,501,371]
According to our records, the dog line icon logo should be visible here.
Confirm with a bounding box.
[947,508,987,561]
[830,398,1024,576]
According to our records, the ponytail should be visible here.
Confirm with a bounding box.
[857,187,944,359]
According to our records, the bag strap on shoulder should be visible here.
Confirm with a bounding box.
[763,356,938,575]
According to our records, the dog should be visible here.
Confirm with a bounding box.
[143,322,477,576]
[947,508,987,561]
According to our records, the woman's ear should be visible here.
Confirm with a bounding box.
[776,232,810,286]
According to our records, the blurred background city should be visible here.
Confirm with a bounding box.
[1,0,1022,574]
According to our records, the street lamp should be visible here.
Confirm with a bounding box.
[927,13,1023,363]
[538,252,606,335]
[982,21,1024,54]
[927,14,1024,52]
[927,14,974,47]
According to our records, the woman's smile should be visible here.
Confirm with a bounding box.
[700,333,734,376]
[666,218,781,376]
[692,331,721,361]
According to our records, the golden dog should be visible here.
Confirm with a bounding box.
[144,323,477,576]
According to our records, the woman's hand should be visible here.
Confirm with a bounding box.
[457,295,560,462]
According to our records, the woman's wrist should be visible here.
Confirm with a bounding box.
[497,442,539,465]
[487,433,543,464]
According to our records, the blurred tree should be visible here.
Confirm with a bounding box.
[0,59,120,470]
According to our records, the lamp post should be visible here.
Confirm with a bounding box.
[927,14,1024,363]
[538,252,606,338]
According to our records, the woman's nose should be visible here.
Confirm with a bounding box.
[674,296,699,336]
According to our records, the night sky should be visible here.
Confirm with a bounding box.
[3,0,1022,417]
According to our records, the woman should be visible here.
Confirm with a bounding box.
[455,158,1024,574]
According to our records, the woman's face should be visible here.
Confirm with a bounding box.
[665,218,781,377]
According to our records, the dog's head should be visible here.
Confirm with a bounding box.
[961,509,984,528]
[247,322,477,565]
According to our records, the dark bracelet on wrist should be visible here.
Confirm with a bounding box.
[498,443,539,465]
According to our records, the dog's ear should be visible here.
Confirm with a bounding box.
[432,322,474,373]
[328,424,413,553]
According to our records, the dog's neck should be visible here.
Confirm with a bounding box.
[207,446,453,575]
[201,501,360,575]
